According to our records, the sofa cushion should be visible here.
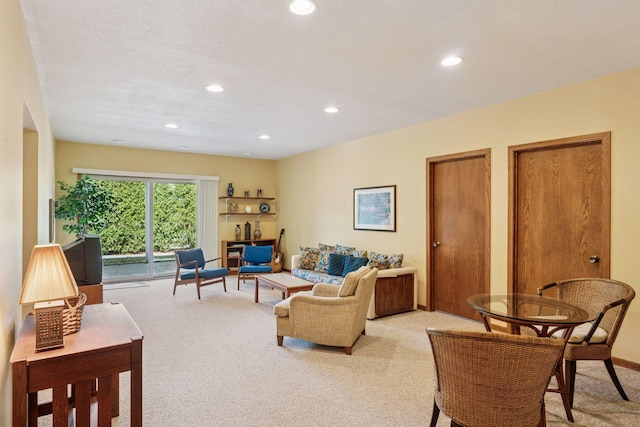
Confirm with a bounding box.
[342,256,370,277]
[367,252,404,270]
[314,244,335,273]
[299,247,320,270]
[352,249,368,258]
[318,243,334,251]
[328,253,349,276]
[388,253,404,268]
[368,252,390,269]
[338,266,370,297]
[291,268,345,285]
[335,244,355,255]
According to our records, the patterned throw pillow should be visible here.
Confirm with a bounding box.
[327,253,349,276]
[367,252,390,270]
[314,244,335,273]
[298,247,320,270]
[335,244,355,255]
[352,249,368,258]
[342,256,369,277]
[388,254,403,268]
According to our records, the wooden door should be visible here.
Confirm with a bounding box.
[427,150,491,319]
[509,132,611,295]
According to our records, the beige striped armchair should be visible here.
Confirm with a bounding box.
[273,266,378,355]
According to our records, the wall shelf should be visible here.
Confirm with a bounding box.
[219,195,276,220]
[218,197,275,201]
[219,213,275,216]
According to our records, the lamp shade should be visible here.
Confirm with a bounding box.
[19,244,79,304]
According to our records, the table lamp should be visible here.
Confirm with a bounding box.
[19,244,79,351]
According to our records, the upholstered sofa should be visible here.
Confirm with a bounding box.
[290,245,417,319]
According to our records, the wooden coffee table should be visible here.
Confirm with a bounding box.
[254,272,314,303]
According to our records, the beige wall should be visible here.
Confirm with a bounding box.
[1,0,57,423]
[4,5,640,421]
[276,68,640,363]
[55,141,278,246]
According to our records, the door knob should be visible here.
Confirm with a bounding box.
[589,255,600,264]
[432,241,440,248]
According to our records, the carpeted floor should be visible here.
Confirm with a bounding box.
[41,277,640,426]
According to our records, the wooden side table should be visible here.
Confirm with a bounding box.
[10,302,143,427]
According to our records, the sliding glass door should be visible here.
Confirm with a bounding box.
[98,178,196,282]
[152,182,196,276]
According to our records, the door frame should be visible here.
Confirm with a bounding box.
[507,132,611,293]
[426,148,491,311]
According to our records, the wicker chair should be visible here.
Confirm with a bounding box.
[537,278,636,407]
[426,328,565,427]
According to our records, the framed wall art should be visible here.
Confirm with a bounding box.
[353,185,396,232]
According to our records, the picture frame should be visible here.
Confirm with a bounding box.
[353,185,396,232]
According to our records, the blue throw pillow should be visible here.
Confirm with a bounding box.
[327,253,349,276]
[342,256,369,277]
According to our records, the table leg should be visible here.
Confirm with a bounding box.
[28,392,37,427]
[97,375,112,427]
[52,385,67,427]
[12,361,27,427]
[75,380,92,426]
[480,314,492,332]
[552,363,574,422]
[131,338,143,427]
[111,374,120,417]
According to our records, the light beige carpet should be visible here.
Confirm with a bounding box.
[42,277,640,426]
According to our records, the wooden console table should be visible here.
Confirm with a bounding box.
[10,302,143,426]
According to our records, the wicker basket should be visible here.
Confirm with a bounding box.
[63,292,87,335]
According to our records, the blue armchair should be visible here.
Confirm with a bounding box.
[174,248,229,299]
[238,245,273,289]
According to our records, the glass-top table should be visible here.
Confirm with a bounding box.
[467,293,593,338]
[467,293,595,423]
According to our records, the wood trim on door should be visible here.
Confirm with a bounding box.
[508,132,611,293]
[426,148,491,311]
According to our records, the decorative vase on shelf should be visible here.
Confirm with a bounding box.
[254,221,262,239]
[257,187,263,198]
[227,183,234,197]
[244,221,251,240]
[235,224,241,241]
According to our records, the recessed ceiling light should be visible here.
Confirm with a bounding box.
[165,123,178,129]
[324,106,339,113]
[243,152,254,156]
[289,0,317,15]
[441,56,462,66]
[113,139,124,144]
[179,145,189,150]
[259,134,270,140]
[206,84,224,93]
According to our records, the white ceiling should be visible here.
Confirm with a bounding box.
[20,0,640,160]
